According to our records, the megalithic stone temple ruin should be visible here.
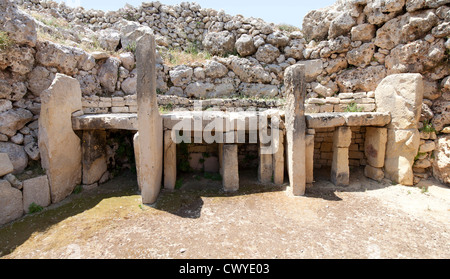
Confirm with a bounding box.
[1,0,448,226]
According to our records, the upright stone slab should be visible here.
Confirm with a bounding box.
[39,74,82,203]
[305,134,315,186]
[22,175,51,213]
[82,130,107,185]
[164,130,177,190]
[364,127,387,168]
[331,127,352,186]
[284,64,307,196]
[273,129,285,185]
[375,74,423,185]
[258,142,273,184]
[222,144,239,192]
[135,32,163,204]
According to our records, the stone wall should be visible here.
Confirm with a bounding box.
[313,126,367,169]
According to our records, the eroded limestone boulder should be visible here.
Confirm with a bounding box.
[97,57,120,93]
[375,9,438,50]
[375,73,424,130]
[433,135,450,185]
[202,31,236,56]
[235,34,256,57]
[0,179,23,226]
[0,142,28,174]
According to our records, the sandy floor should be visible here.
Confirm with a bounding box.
[1,168,449,259]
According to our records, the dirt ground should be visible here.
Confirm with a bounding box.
[0,167,449,259]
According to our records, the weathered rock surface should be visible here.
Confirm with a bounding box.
[375,73,424,130]
[97,57,120,93]
[384,129,420,186]
[22,175,51,213]
[203,31,235,56]
[375,9,439,50]
[0,153,14,177]
[337,65,386,92]
[0,179,23,226]
[0,108,33,137]
[235,34,256,57]
[433,135,450,185]
[0,142,28,174]
[39,74,82,203]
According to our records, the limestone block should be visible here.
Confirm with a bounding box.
[375,73,424,130]
[331,147,350,186]
[22,175,51,213]
[384,129,420,185]
[259,143,273,184]
[365,127,387,168]
[82,130,107,185]
[284,64,307,196]
[39,74,82,203]
[432,135,450,185]
[305,134,315,186]
[164,130,177,190]
[333,126,352,148]
[222,144,239,192]
[0,153,14,177]
[344,112,391,127]
[135,33,163,204]
[364,165,384,182]
[0,180,23,226]
[273,130,285,185]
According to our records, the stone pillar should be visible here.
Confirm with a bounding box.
[273,129,285,185]
[375,74,423,185]
[284,64,307,196]
[134,32,163,204]
[39,74,82,203]
[218,143,224,176]
[364,127,387,182]
[305,134,315,186]
[258,143,273,184]
[331,126,352,186]
[82,130,107,185]
[164,130,177,190]
[222,144,239,192]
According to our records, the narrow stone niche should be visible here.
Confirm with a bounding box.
[313,127,368,170]
[105,130,137,178]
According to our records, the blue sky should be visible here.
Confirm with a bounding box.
[58,0,336,27]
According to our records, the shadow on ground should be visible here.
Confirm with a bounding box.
[0,166,392,257]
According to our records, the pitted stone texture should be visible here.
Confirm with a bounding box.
[22,175,51,214]
[39,74,82,203]
[375,74,424,130]
[0,180,23,226]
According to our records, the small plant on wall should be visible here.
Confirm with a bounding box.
[345,102,363,113]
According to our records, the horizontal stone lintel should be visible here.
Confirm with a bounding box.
[72,111,391,131]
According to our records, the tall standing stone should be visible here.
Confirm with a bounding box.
[39,74,82,203]
[134,32,163,204]
[375,73,423,185]
[284,64,307,196]
[305,134,315,186]
[273,129,285,185]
